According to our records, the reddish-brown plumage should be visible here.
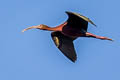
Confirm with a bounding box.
[22,11,113,62]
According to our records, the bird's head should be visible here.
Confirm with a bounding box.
[22,24,49,32]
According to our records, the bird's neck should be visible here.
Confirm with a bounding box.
[47,22,67,31]
[45,27,61,31]
[42,22,67,31]
[44,22,67,31]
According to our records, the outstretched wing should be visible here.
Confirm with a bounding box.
[65,11,96,31]
[51,31,77,62]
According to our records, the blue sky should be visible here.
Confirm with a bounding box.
[0,0,120,80]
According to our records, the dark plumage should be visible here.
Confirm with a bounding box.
[51,31,76,62]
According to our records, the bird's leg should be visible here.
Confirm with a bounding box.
[86,32,113,41]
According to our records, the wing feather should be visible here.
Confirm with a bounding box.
[51,31,77,62]
[65,11,96,31]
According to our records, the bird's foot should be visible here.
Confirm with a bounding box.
[97,36,113,41]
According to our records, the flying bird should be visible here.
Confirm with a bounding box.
[22,11,113,62]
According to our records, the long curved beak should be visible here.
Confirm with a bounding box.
[22,25,39,32]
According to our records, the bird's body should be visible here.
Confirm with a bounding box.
[22,11,113,62]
